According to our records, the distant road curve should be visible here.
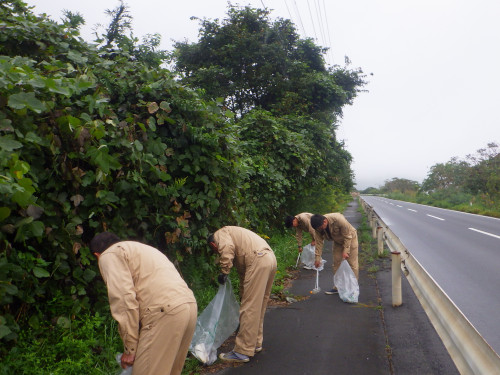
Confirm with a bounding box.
[361,195,500,355]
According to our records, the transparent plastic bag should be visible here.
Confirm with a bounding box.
[333,260,359,303]
[116,354,132,375]
[300,243,315,267]
[189,279,240,365]
[301,243,326,270]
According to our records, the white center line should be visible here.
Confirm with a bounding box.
[397,205,403,207]
[427,214,445,221]
[469,228,500,240]
[408,209,417,212]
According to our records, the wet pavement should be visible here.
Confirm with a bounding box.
[214,200,459,375]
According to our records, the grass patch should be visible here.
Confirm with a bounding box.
[356,201,389,279]
[0,313,123,375]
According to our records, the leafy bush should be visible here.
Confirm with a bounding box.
[0,0,237,351]
[0,1,360,369]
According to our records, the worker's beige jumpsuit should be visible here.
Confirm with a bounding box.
[214,226,277,357]
[98,241,197,375]
[294,212,317,248]
[314,213,359,279]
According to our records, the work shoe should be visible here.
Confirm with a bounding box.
[325,288,338,295]
[255,346,263,353]
[219,351,250,363]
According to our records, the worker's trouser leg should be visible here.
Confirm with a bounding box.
[332,233,359,280]
[234,251,277,357]
[133,301,197,375]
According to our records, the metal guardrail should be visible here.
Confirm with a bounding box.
[360,198,500,375]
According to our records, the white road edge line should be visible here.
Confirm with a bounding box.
[408,209,417,212]
[468,228,500,240]
[427,214,445,221]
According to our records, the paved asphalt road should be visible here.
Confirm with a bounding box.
[361,195,500,355]
[214,200,458,375]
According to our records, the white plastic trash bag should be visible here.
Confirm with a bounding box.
[312,259,326,271]
[300,243,326,270]
[301,243,326,270]
[189,279,240,365]
[300,243,315,268]
[333,260,359,303]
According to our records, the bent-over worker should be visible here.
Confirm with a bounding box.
[284,212,316,252]
[90,232,197,375]
[310,213,359,294]
[208,226,277,363]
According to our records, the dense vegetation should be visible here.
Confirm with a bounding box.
[0,1,364,372]
[361,142,500,217]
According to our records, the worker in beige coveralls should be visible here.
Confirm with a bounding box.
[310,213,359,294]
[284,212,316,252]
[90,232,197,375]
[207,226,277,363]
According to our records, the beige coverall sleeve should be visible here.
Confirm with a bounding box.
[98,252,140,355]
[309,227,317,242]
[314,234,324,262]
[296,227,303,248]
[215,230,235,275]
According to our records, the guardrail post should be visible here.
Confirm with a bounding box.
[391,251,402,307]
[377,226,384,255]
[372,218,377,238]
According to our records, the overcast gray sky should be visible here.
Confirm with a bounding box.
[27,0,500,190]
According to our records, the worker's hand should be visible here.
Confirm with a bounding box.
[121,352,135,368]
[314,260,321,268]
[343,252,349,259]
[218,273,228,285]
[298,246,303,253]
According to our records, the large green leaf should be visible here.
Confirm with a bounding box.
[7,92,46,113]
[67,50,88,64]
[0,207,11,221]
[82,268,96,282]
[32,267,50,278]
[0,136,22,151]
[0,324,12,340]
[28,221,45,237]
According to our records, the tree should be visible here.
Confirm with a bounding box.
[381,178,420,194]
[172,5,364,215]
[361,187,380,194]
[173,5,364,119]
[92,1,167,68]
[464,143,499,194]
[421,157,469,193]
[419,143,499,210]
[464,143,500,207]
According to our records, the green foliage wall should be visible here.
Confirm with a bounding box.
[0,1,363,356]
[0,0,238,349]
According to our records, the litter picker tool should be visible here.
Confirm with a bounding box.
[295,252,301,268]
[310,268,321,294]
